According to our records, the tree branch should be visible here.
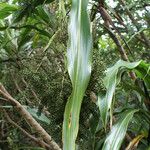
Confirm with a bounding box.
[0,83,61,150]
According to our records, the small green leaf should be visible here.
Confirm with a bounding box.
[102,109,138,150]
[35,6,52,24]
[27,107,50,124]
[135,61,150,89]
[0,3,18,19]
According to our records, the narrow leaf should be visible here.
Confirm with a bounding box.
[62,0,92,150]
[126,134,145,150]
[97,60,141,128]
[102,109,138,150]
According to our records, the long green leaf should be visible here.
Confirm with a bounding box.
[97,60,141,128]
[62,0,92,150]
[102,109,138,150]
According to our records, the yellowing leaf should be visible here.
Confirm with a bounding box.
[126,134,145,150]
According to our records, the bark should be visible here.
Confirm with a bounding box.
[0,84,61,150]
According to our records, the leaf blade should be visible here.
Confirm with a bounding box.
[97,60,141,128]
[102,109,138,150]
[62,0,92,150]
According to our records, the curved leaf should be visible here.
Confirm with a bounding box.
[126,134,145,150]
[135,61,150,89]
[102,109,138,150]
[62,0,92,150]
[97,60,141,128]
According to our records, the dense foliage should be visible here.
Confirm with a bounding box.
[0,0,149,150]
